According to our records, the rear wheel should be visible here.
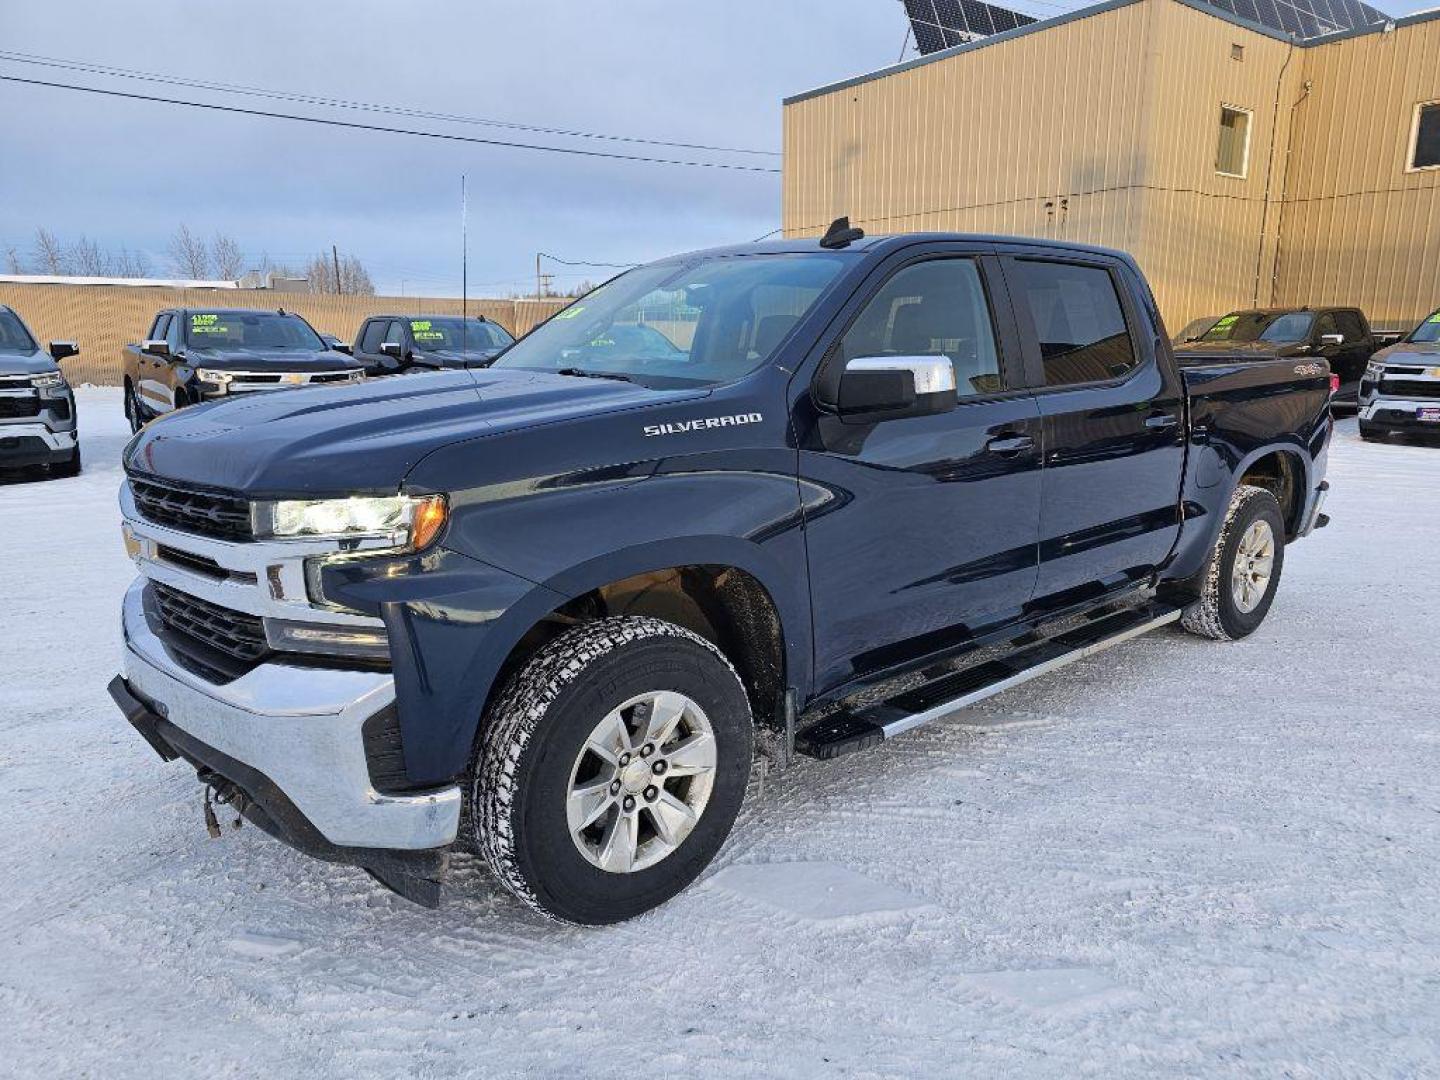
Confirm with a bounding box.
[1181,484,1286,641]
[472,616,753,924]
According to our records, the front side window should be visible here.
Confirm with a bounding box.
[185,311,324,350]
[1335,311,1366,342]
[359,320,388,354]
[1411,102,1440,171]
[0,309,37,354]
[1217,105,1252,177]
[837,259,1004,398]
[148,314,171,342]
[1314,312,1339,341]
[1011,260,1139,386]
[492,254,846,389]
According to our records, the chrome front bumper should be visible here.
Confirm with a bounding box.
[1358,396,1440,421]
[121,578,461,849]
[0,424,76,449]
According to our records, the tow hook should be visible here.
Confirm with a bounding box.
[198,768,249,837]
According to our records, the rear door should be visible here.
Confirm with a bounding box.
[797,244,1043,692]
[1000,251,1185,612]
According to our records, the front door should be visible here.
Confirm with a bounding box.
[797,249,1043,694]
[1000,253,1186,612]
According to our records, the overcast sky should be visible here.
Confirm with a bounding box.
[3,0,1430,298]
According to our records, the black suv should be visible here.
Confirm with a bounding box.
[352,314,515,376]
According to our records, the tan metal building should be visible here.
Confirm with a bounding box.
[782,0,1440,331]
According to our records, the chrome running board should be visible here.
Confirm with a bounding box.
[795,602,1182,760]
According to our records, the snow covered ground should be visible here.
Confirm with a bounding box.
[3,388,1438,1078]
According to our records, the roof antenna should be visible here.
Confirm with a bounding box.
[819,216,865,249]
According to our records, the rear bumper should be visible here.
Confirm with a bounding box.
[114,577,461,863]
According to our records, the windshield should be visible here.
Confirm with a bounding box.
[185,311,324,350]
[491,254,847,388]
[409,318,513,351]
[1200,311,1314,344]
[1408,309,1440,344]
[0,309,37,354]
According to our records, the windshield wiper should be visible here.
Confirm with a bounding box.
[556,367,636,384]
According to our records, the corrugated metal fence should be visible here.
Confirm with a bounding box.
[0,283,571,385]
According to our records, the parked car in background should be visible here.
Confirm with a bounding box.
[352,314,515,376]
[0,304,81,477]
[1172,315,1220,345]
[1358,306,1440,441]
[122,308,365,432]
[110,227,1332,923]
[1174,306,1379,413]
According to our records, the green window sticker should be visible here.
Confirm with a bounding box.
[1214,314,1240,328]
[553,306,585,320]
[1428,313,1440,324]
[410,319,444,343]
[191,313,230,335]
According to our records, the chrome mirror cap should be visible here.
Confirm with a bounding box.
[844,355,957,395]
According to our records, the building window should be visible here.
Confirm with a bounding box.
[1231,43,1245,61]
[1409,101,1440,171]
[1216,105,1252,178]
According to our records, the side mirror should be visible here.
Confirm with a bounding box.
[332,341,353,355]
[142,339,171,358]
[835,356,957,421]
[1319,333,1345,347]
[49,340,79,361]
[380,341,404,359]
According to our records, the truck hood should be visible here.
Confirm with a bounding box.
[125,368,704,497]
[1374,340,1440,364]
[179,346,363,372]
[0,349,60,376]
[419,347,505,368]
[1173,340,1310,358]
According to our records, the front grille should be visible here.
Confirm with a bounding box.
[1380,378,1440,400]
[131,477,253,541]
[309,372,356,384]
[0,396,40,419]
[152,581,269,665]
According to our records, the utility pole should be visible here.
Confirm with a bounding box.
[332,244,342,295]
[536,252,542,300]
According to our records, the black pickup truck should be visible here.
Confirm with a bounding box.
[1175,306,1378,411]
[109,225,1332,924]
[351,314,515,376]
[121,308,366,432]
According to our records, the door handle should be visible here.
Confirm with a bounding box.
[1144,413,1180,430]
[985,434,1035,455]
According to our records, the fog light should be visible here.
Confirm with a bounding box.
[264,618,390,660]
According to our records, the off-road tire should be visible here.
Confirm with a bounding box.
[1181,484,1286,641]
[472,616,753,924]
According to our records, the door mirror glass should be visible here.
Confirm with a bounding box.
[142,339,171,358]
[837,356,957,419]
[48,340,79,361]
[380,341,404,359]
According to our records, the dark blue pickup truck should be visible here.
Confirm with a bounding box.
[109,224,1332,923]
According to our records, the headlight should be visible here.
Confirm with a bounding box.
[196,368,234,384]
[1365,362,1384,381]
[31,372,66,389]
[256,493,448,550]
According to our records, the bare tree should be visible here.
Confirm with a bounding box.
[4,245,22,274]
[69,235,112,276]
[167,224,210,278]
[113,247,153,278]
[305,251,375,296]
[211,233,245,279]
[32,228,68,275]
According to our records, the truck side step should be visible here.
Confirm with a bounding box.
[794,601,1182,761]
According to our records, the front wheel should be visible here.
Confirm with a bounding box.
[472,616,753,924]
[1358,421,1386,442]
[1181,484,1286,641]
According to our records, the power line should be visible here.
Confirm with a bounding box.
[0,74,783,175]
[0,50,781,159]
[537,252,639,269]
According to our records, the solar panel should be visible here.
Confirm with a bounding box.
[901,0,1391,55]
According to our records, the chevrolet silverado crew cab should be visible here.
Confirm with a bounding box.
[352,314,516,376]
[108,223,1332,924]
[1357,305,1440,440]
[1175,305,1378,412]
[0,304,81,477]
[121,308,365,432]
